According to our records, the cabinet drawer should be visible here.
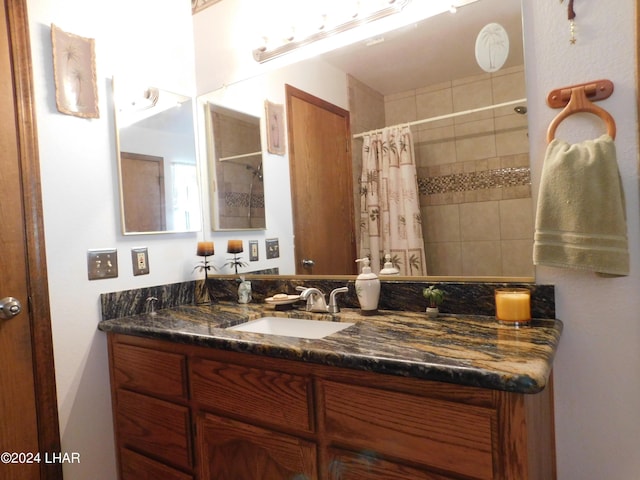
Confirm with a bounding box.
[120,448,192,480]
[327,448,456,480]
[191,358,313,432]
[322,381,496,480]
[112,343,187,401]
[116,389,192,471]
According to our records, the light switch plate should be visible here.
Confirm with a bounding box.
[131,247,149,276]
[87,249,118,280]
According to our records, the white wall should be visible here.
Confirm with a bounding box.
[524,2,640,479]
[27,1,199,478]
[26,1,640,479]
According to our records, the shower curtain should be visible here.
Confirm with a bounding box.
[359,126,427,276]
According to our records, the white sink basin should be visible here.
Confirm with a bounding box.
[227,316,355,339]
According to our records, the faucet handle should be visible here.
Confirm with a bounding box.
[145,296,158,316]
[328,286,349,314]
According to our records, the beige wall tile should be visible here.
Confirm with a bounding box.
[425,241,462,275]
[416,87,454,129]
[460,201,500,241]
[499,198,534,240]
[496,127,529,156]
[461,240,502,276]
[452,79,493,123]
[502,184,531,200]
[385,94,417,125]
[455,119,496,162]
[415,138,456,167]
[501,239,535,277]
[423,204,460,242]
[491,67,526,104]
[501,153,530,168]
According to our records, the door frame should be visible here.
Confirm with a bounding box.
[5,1,62,478]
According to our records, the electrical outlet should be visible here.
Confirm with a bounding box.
[131,247,149,276]
[87,249,118,280]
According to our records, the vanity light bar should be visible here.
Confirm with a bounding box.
[253,0,411,63]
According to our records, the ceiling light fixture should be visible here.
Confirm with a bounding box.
[253,0,410,63]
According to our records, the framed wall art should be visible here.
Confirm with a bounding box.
[192,0,224,15]
[51,24,99,119]
[265,100,285,155]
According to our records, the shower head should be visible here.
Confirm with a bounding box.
[514,106,527,115]
[246,164,263,181]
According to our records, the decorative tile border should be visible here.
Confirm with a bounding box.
[418,166,531,196]
[224,191,265,208]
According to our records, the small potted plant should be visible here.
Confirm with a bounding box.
[423,285,445,317]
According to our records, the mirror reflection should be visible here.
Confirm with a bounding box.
[114,82,201,234]
[205,103,266,230]
[196,0,533,278]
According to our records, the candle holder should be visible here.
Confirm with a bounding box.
[495,288,531,326]
[225,240,248,274]
[195,241,215,279]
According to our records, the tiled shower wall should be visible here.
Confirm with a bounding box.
[210,109,266,229]
[350,66,534,277]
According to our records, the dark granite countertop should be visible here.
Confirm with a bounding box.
[98,301,562,394]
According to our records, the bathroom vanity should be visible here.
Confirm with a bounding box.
[100,301,561,480]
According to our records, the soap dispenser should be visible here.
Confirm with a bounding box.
[379,253,400,276]
[355,257,380,315]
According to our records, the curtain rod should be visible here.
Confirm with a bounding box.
[353,98,527,139]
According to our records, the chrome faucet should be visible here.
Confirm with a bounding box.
[298,287,327,313]
[297,286,349,313]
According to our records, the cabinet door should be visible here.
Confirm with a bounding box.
[197,413,317,480]
[327,448,456,480]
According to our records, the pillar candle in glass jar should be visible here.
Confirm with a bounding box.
[495,288,531,325]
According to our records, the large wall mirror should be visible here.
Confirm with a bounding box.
[114,80,202,235]
[195,0,532,280]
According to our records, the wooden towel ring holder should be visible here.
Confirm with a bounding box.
[546,80,617,142]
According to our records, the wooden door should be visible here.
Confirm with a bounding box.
[286,85,357,275]
[0,2,61,479]
[120,152,166,232]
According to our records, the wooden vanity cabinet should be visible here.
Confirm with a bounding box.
[107,333,556,480]
[108,337,194,479]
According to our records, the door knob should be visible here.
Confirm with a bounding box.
[0,297,22,320]
[301,259,315,268]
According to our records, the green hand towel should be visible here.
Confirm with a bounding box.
[533,134,629,276]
